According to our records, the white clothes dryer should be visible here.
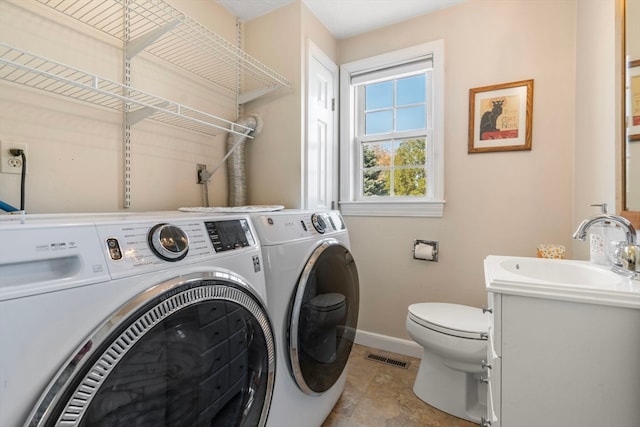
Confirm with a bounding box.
[0,212,275,427]
[250,210,360,427]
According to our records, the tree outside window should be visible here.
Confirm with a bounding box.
[363,138,426,197]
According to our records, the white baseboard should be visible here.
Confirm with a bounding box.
[354,329,423,359]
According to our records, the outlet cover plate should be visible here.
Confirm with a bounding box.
[0,141,28,174]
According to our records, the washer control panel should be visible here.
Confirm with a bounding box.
[205,219,255,252]
[97,217,257,278]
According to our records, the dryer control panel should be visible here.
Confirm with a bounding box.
[251,211,346,246]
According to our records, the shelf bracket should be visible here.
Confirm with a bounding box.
[127,20,180,59]
[238,86,281,105]
[126,102,170,126]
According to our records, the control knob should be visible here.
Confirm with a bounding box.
[311,213,326,234]
[148,223,189,261]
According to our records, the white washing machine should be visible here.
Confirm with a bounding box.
[0,212,275,427]
[250,210,360,427]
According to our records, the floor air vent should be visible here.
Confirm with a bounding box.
[365,352,409,369]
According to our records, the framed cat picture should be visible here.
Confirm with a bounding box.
[468,79,534,153]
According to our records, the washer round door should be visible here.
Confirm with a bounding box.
[289,239,360,395]
[26,272,275,427]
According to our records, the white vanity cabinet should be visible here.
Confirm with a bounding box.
[483,256,640,427]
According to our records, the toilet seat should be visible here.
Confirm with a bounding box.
[408,303,487,340]
[308,293,345,312]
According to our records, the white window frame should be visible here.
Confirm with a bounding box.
[339,40,445,217]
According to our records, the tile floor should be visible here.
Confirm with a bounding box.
[321,344,478,427]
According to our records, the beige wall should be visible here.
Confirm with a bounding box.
[338,0,578,340]
[242,3,303,208]
[242,1,337,208]
[574,0,621,260]
[239,0,617,343]
[0,0,238,212]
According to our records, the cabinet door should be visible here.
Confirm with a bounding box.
[485,292,501,426]
[485,338,501,426]
[500,295,640,426]
[487,292,501,355]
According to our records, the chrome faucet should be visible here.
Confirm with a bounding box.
[573,214,639,279]
[572,214,636,245]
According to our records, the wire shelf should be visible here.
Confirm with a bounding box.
[0,43,256,137]
[2,0,284,207]
[34,0,291,98]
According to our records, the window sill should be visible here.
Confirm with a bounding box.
[339,200,445,217]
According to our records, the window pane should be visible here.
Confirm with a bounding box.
[365,110,393,134]
[393,168,426,196]
[365,81,393,110]
[363,170,390,196]
[396,106,426,131]
[363,142,391,167]
[397,75,425,106]
[393,138,425,166]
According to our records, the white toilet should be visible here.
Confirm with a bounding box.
[406,302,488,423]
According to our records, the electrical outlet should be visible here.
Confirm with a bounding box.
[1,140,28,174]
[197,164,207,184]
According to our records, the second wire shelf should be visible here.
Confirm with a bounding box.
[0,43,256,137]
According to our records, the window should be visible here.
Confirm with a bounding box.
[360,74,427,198]
[339,41,445,217]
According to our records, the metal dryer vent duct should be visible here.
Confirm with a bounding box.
[227,114,262,206]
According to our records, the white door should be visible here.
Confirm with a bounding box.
[306,41,338,210]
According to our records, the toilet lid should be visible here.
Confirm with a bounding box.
[408,303,488,338]
[309,293,346,312]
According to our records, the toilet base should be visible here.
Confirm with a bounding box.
[413,352,487,423]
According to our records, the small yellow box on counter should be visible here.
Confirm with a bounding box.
[536,244,566,259]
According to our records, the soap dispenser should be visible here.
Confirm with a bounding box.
[588,203,625,266]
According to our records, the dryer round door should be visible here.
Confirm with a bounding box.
[289,239,360,395]
[25,272,275,427]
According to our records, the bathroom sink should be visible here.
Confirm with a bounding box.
[484,256,640,309]
[497,257,622,287]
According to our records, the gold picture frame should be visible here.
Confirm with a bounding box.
[468,79,534,153]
